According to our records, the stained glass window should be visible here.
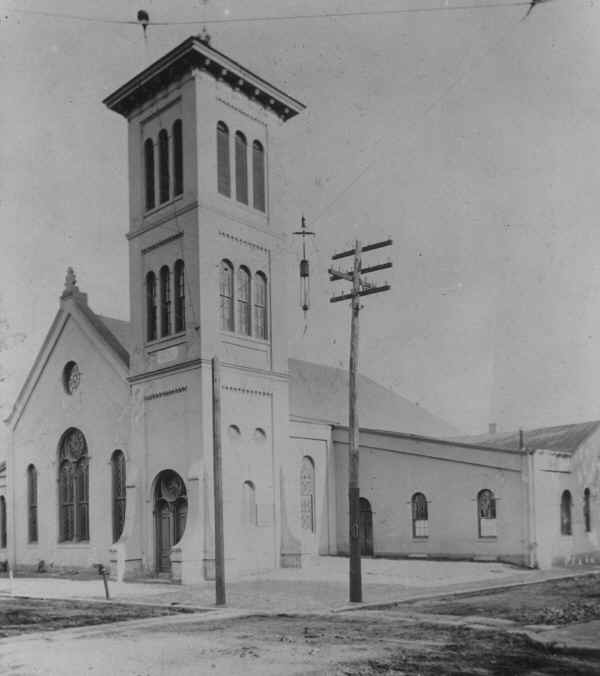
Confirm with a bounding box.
[477,489,497,538]
[411,492,428,538]
[58,428,89,542]
[300,456,315,532]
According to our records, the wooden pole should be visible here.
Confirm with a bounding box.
[348,240,362,603]
[212,356,226,606]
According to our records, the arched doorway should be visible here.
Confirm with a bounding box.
[359,497,373,556]
[153,470,187,574]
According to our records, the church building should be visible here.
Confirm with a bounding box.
[2,36,599,582]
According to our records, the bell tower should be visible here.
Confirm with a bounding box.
[104,36,305,582]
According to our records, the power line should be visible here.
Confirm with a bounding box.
[2,3,532,26]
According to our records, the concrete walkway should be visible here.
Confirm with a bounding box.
[0,557,596,613]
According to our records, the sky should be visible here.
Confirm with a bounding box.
[1,0,600,436]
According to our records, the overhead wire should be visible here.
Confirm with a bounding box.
[2,2,533,26]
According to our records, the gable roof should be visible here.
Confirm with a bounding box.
[289,358,457,437]
[451,420,600,454]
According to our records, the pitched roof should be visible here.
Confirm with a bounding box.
[289,358,456,436]
[451,420,600,454]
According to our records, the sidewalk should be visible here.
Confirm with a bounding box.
[1,557,596,613]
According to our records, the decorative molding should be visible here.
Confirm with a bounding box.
[144,386,187,401]
[126,200,198,241]
[218,230,269,253]
[142,232,183,254]
[128,358,203,384]
[216,96,267,126]
[222,384,272,397]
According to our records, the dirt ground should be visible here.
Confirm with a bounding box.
[0,597,194,637]
[403,573,600,625]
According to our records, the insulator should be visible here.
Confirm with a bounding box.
[300,259,309,278]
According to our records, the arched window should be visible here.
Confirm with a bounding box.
[160,265,171,337]
[58,428,89,542]
[561,490,572,535]
[300,456,315,532]
[174,260,186,333]
[584,488,591,533]
[220,260,234,331]
[252,140,265,212]
[411,492,428,538]
[27,464,38,543]
[158,129,170,204]
[146,271,157,341]
[111,451,126,543]
[0,496,6,549]
[237,266,251,335]
[235,131,248,204]
[144,138,155,211]
[217,121,230,197]
[477,489,497,538]
[243,481,257,525]
[172,119,183,197]
[254,272,267,340]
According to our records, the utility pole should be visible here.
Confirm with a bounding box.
[330,238,392,603]
[212,356,226,605]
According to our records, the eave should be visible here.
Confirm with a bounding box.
[103,36,305,121]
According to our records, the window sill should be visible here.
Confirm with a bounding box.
[477,536,498,541]
[144,194,183,219]
[412,536,429,540]
[56,542,90,548]
[219,330,269,346]
[145,331,187,349]
[217,192,267,218]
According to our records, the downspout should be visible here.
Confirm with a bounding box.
[521,429,537,569]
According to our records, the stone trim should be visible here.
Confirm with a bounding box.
[142,232,183,254]
[219,230,269,253]
[144,386,187,401]
[216,96,267,125]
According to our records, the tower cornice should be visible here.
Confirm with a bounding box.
[103,35,305,121]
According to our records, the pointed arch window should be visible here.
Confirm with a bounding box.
[411,492,428,538]
[172,119,183,197]
[243,481,257,525]
[252,140,265,212]
[0,496,6,549]
[27,464,38,543]
[561,490,572,535]
[254,272,267,340]
[144,138,155,211]
[146,271,157,341]
[158,129,170,204]
[220,260,234,331]
[477,489,497,538]
[160,265,171,337]
[300,456,315,532]
[237,266,251,335]
[174,260,186,333]
[217,122,231,197]
[584,488,591,533]
[58,428,89,542]
[235,131,248,204]
[112,450,126,543]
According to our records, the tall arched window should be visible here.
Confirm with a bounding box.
[243,481,257,525]
[172,119,183,197]
[158,129,170,204]
[160,265,171,337]
[27,464,38,543]
[220,260,234,331]
[584,488,591,533]
[237,266,251,335]
[300,456,315,532]
[561,490,572,535]
[174,259,186,333]
[235,131,248,204]
[477,489,497,538]
[144,138,155,211]
[146,271,157,341]
[58,428,89,542]
[217,121,231,197]
[411,492,428,538]
[252,140,265,212]
[111,450,126,543]
[254,272,267,340]
[0,496,6,549]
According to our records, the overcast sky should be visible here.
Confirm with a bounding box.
[2,0,600,436]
